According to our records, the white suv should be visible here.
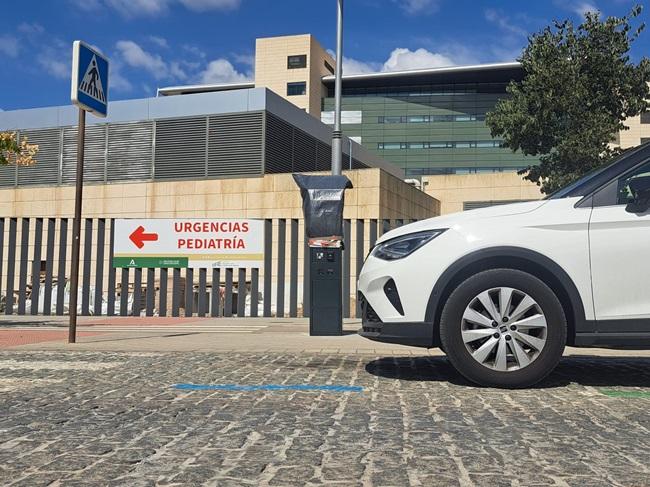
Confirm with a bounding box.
[358,144,650,388]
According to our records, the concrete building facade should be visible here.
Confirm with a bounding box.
[157,33,650,214]
[255,34,335,117]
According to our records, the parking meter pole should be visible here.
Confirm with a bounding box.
[331,0,344,176]
[293,174,352,336]
[68,108,85,344]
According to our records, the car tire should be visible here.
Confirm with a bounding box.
[439,268,566,388]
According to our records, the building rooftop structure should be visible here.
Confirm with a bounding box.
[0,87,403,189]
[155,35,530,177]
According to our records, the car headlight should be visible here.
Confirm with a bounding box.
[370,229,446,261]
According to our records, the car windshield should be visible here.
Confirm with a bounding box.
[545,145,647,200]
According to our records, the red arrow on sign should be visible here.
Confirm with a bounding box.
[129,225,159,249]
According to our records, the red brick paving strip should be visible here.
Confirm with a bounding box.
[0,330,105,348]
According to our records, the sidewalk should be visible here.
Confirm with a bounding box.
[0,315,649,358]
[0,315,431,355]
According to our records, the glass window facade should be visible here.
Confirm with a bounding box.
[322,80,536,176]
[378,140,503,150]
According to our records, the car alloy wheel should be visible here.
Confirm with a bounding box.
[461,287,547,372]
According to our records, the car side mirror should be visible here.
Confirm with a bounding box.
[626,174,650,213]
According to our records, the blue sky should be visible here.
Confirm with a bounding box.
[0,0,646,111]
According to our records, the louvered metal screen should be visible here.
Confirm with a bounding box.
[293,128,317,173]
[62,125,107,184]
[107,121,153,182]
[316,141,330,171]
[352,158,368,169]
[4,109,366,186]
[207,112,263,177]
[154,117,207,180]
[17,128,61,186]
[264,113,293,174]
[0,163,16,187]
[265,113,335,174]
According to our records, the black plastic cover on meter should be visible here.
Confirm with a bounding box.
[292,174,353,240]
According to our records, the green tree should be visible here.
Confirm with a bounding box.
[486,6,650,194]
[0,131,38,166]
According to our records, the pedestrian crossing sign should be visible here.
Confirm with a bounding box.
[71,40,109,117]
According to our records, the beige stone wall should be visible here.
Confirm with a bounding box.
[422,172,543,215]
[614,114,650,149]
[308,38,335,117]
[255,34,334,117]
[0,168,437,220]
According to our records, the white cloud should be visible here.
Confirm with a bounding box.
[73,0,241,17]
[0,35,19,58]
[393,0,440,15]
[327,49,380,75]
[178,0,241,11]
[485,9,528,37]
[169,61,188,80]
[572,2,599,17]
[116,40,168,78]
[332,46,455,76]
[232,52,255,67]
[183,44,207,59]
[68,0,102,10]
[111,72,133,92]
[383,48,454,71]
[553,0,600,18]
[38,54,69,79]
[30,37,71,79]
[110,61,133,92]
[148,36,169,49]
[106,0,169,17]
[198,59,251,84]
[343,56,380,75]
[17,22,44,35]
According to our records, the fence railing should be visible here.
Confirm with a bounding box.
[0,217,414,318]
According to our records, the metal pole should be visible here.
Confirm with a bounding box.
[331,0,344,176]
[68,108,85,343]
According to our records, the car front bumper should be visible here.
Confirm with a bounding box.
[357,292,434,348]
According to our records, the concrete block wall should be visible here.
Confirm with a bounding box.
[422,172,543,215]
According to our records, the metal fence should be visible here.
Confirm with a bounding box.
[0,217,413,318]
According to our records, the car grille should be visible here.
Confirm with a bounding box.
[358,292,381,324]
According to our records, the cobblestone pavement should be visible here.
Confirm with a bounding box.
[1,351,650,487]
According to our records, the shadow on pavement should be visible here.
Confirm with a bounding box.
[0,320,65,327]
[364,355,650,389]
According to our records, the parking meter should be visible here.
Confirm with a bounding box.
[293,174,353,336]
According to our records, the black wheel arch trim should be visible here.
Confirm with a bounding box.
[424,246,588,346]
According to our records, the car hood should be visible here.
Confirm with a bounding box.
[377,200,548,243]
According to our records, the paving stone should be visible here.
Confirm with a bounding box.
[0,351,649,485]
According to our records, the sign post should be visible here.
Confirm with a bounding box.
[69,41,109,343]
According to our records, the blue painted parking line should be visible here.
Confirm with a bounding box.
[173,383,363,393]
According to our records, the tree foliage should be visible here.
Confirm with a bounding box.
[486,6,650,194]
[0,132,38,166]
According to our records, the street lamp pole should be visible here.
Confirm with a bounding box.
[331,0,344,176]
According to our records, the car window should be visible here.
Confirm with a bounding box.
[616,160,650,205]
